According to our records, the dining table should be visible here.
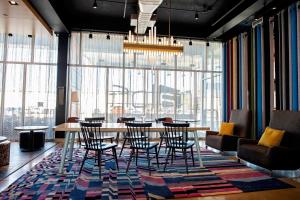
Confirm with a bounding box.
[53,122,210,174]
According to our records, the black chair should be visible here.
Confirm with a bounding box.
[79,122,119,178]
[85,117,114,143]
[125,122,159,175]
[163,122,195,174]
[155,117,174,154]
[116,117,136,156]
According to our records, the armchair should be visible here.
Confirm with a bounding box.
[205,109,252,151]
[237,111,300,170]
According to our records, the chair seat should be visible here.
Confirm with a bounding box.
[167,141,194,148]
[132,142,159,149]
[101,136,115,140]
[86,142,117,151]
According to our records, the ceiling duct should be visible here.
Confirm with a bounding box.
[132,0,163,34]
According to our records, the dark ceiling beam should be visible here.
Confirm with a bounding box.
[26,0,69,33]
[209,0,273,38]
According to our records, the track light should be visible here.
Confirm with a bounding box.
[93,0,97,8]
[206,41,210,47]
[8,33,13,37]
[124,35,128,40]
[195,12,199,20]
[173,39,177,44]
[89,33,93,39]
[28,34,32,38]
[189,39,192,46]
[106,34,110,40]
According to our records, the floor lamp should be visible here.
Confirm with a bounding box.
[70,91,79,117]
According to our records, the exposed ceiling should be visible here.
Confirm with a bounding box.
[0,0,50,35]
[18,0,300,39]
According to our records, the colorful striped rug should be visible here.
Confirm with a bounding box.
[0,147,294,199]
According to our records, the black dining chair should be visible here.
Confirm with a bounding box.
[155,117,174,154]
[125,122,159,175]
[116,117,136,156]
[79,122,119,178]
[163,122,195,174]
[85,117,114,143]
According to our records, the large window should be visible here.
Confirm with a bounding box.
[68,32,222,130]
[0,32,58,140]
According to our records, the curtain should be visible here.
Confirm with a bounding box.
[0,32,58,140]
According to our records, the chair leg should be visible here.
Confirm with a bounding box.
[171,148,175,164]
[79,149,89,174]
[112,147,119,170]
[164,148,172,172]
[155,146,159,168]
[126,149,134,173]
[77,132,82,147]
[158,137,163,154]
[147,150,151,175]
[237,158,241,163]
[116,132,120,145]
[119,138,127,156]
[135,149,138,166]
[110,137,113,143]
[98,150,102,178]
[183,148,188,174]
[191,146,195,167]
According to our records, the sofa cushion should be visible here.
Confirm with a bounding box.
[219,122,234,136]
[258,127,285,148]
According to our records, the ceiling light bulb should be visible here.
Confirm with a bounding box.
[93,0,97,8]
[8,1,18,5]
[195,12,199,20]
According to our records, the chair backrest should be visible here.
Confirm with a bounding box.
[85,117,105,123]
[163,122,190,148]
[269,110,300,148]
[125,122,151,149]
[67,117,79,123]
[229,110,252,138]
[155,117,173,123]
[117,117,135,123]
[80,122,103,150]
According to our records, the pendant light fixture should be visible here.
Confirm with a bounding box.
[93,0,97,9]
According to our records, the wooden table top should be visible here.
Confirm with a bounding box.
[53,122,210,132]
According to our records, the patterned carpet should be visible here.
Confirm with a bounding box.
[0,147,294,199]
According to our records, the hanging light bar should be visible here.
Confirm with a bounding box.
[123,27,183,56]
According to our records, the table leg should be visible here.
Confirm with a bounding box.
[193,131,204,168]
[59,131,71,174]
[68,132,76,161]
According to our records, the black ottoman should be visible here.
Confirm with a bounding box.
[19,131,45,151]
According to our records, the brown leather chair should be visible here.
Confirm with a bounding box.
[238,111,300,170]
[205,110,252,151]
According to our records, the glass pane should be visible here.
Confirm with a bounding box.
[107,68,123,122]
[124,69,144,118]
[24,65,57,139]
[2,64,24,140]
[145,69,157,119]
[158,70,175,118]
[7,35,32,62]
[34,33,58,63]
[69,67,107,119]
[176,71,195,120]
[0,64,3,134]
[0,33,4,61]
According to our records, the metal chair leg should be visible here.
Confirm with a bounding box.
[79,149,89,174]
[191,146,195,166]
[112,147,119,170]
[119,138,127,156]
[98,150,102,178]
[155,146,159,168]
[147,150,151,175]
[126,149,134,173]
[116,132,120,145]
[135,149,138,166]
[158,137,163,154]
[164,148,172,172]
[183,149,188,174]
